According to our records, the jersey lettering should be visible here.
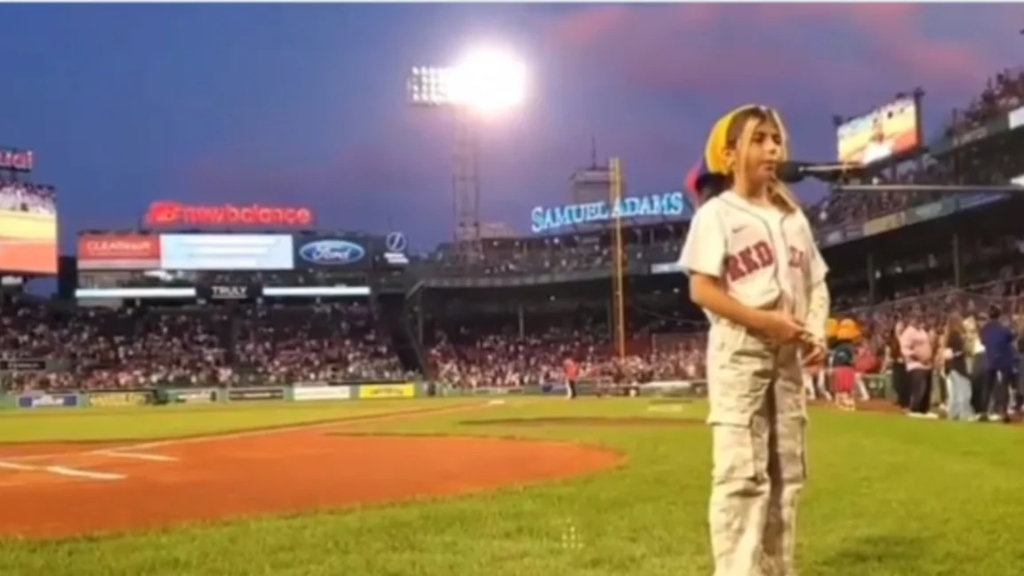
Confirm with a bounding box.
[788,247,805,269]
[725,240,774,282]
[725,242,805,282]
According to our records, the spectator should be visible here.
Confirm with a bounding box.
[900,315,935,417]
[980,306,1015,422]
[941,312,972,421]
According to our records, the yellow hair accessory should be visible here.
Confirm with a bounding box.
[704,104,761,174]
[703,104,792,175]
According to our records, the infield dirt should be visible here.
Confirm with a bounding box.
[0,425,621,539]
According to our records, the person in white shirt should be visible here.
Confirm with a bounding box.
[678,105,830,576]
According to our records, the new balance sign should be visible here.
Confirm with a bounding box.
[293,386,351,401]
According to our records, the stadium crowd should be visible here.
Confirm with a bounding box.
[0,301,409,392]
[8,266,1024,398]
[949,65,1024,136]
[4,60,1024,407]
[0,181,57,215]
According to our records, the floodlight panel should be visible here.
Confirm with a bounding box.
[449,48,528,113]
[408,48,528,111]
[408,66,457,106]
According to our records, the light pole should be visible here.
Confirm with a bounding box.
[407,47,528,263]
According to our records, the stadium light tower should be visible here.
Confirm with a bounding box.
[407,46,528,262]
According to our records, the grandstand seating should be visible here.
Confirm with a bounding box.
[5,61,1024,393]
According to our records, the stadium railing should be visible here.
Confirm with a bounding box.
[0,372,898,409]
[0,378,430,410]
[439,377,708,398]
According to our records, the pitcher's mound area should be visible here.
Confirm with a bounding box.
[462,416,702,427]
[0,431,621,539]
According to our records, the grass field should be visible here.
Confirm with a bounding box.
[0,398,462,443]
[1,397,1023,576]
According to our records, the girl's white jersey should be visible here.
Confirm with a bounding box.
[678,190,828,324]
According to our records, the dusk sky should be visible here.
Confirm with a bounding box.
[3,3,1022,256]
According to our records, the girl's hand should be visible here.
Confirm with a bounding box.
[758,310,805,343]
[802,343,827,368]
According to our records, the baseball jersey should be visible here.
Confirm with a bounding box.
[678,190,828,325]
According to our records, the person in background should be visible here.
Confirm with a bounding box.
[853,335,880,401]
[563,353,579,400]
[900,315,935,418]
[888,321,909,410]
[965,315,989,420]
[1013,314,1024,414]
[941,312,973,421]
[980,306,1015,424]
[929,327,947,412]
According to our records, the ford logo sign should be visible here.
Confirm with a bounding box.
[298,240,365,266]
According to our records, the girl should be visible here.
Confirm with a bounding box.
[679,105,830,576]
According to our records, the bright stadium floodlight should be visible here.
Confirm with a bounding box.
[408,46,528,114]
[449,47,527,113]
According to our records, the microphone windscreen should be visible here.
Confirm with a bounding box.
[775,161,805,184]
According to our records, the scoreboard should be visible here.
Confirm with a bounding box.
[74,231,407,300]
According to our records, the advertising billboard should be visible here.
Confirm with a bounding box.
[381,232,409,266]
[198,284,261,301]
[75,287,197,299]
[293,237,368,269]
[530,191,687,234]
[159,234,294,270]
[0,183,57,274]
[144,201,313,228]
[263,286,370,297]
[0,149,33,172]
[78,234,161,270]
[75,284,370,300]
[836,96,921,166]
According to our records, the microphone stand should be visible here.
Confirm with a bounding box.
[780,164,1024,195]
[832,183,1024,194]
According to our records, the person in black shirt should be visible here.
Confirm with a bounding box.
[941,313,973,421]
[889,321,908,410]
[967,315,989,418]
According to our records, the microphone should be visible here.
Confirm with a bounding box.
[775,161,863,184]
